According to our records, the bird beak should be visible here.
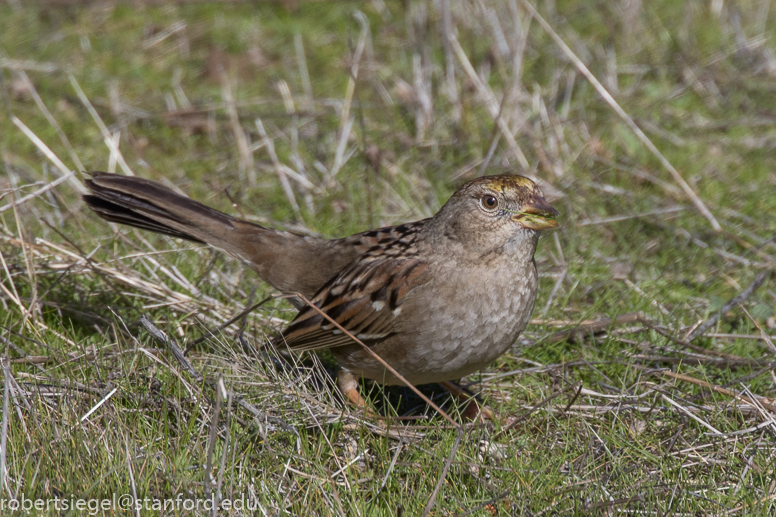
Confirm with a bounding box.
[511,196,560,230]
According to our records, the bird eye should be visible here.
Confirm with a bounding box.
[480,195,498,210]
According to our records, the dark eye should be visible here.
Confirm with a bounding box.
[481,195,498,210]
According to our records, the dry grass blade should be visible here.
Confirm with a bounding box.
[518,0,721,230]
[576,206,686,226]
[448,34,529,169]
[495,382,581,438]
[658,369,776,413]
[10,116,83,193]
[124,438,140,517]
[376,437,404,496]
[686,271,771,342]
[221,76,255,186]
[630,354,769,368]
[255,118,301,217]
[738,304,776,354]
[204,374,225,497]
[329,11,368,180]
[186,294,285,348]
[14,69,85,173]
[420,428,465,517]
[79,386,118,423]
[541,311,643,343]
[68,73,134,177]
[661,393,721,435]
[140,315,201,381]
[0,359,10,498]
[0,171,77,214]
[641,318,768,362]
[214,389,233,515]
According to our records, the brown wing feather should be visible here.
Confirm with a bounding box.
[278,257,429,351]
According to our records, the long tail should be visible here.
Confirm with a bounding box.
[84,172,248,247]
[83,172,358,298]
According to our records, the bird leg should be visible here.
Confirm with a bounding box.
[439,381,495,422]
[337,368,385,422]
[337,369,369,409]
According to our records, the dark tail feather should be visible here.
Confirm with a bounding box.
[83,172,254,250]
[83,194,206,242]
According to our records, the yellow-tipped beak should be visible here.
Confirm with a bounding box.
[511,196,560,230]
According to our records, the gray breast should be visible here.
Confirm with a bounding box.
[394,258,538,383]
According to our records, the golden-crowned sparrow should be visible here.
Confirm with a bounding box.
[84,172,558,406]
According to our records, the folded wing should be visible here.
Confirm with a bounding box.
[278,257,429,351]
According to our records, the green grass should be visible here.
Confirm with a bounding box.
[1,0,776,515]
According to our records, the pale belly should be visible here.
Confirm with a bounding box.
[332,260,539,385]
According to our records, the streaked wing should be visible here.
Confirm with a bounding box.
[278,257,428,351]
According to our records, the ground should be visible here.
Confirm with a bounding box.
[1,0,775,515]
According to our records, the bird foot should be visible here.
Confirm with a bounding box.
[337,369,380,419]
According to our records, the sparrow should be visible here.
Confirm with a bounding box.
[84,172,558,410]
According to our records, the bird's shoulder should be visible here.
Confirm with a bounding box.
[277,220,432,351]
[343,219,429,258]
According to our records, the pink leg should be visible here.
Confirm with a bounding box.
[337,369,373,412]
